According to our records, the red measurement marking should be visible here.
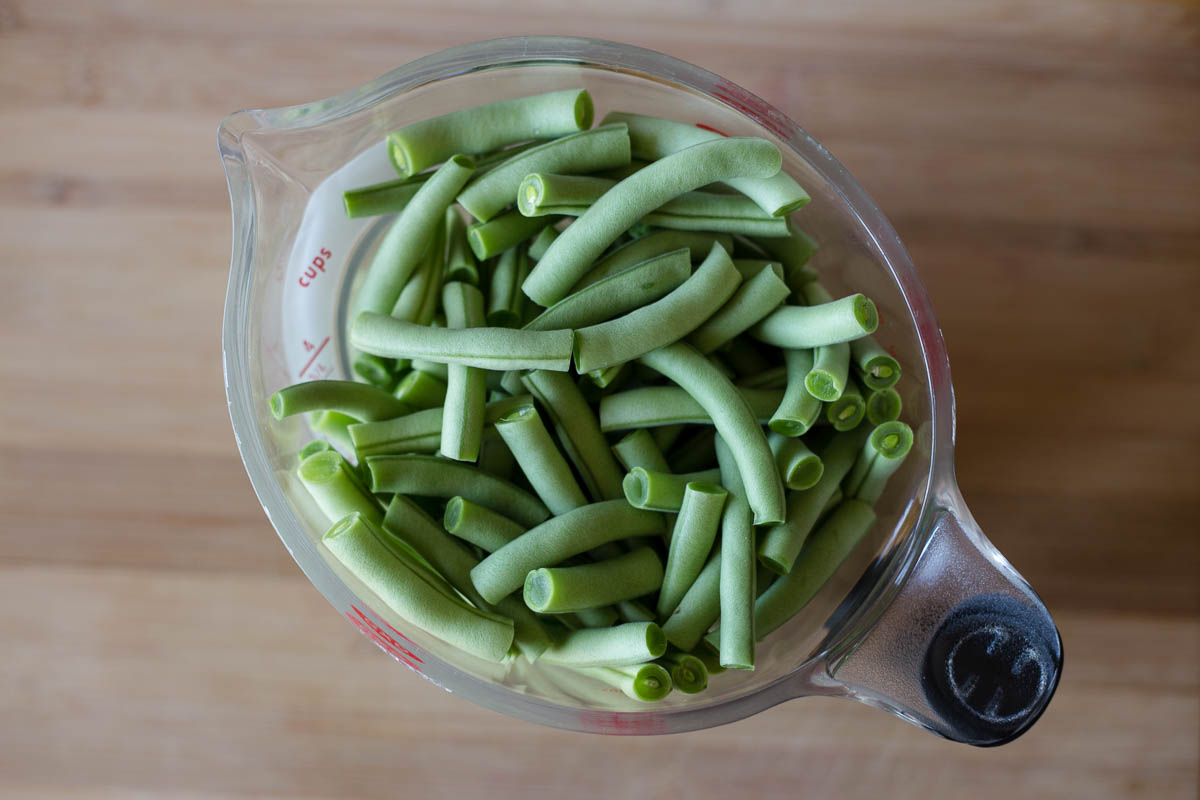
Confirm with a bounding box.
[298,336,330,378]
[589,710,665,735]
[351,606,422,662]
[712,79,789,140]
[695,123,728,137]
[346,605,423,671]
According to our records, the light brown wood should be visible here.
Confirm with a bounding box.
[1,1,1197,797]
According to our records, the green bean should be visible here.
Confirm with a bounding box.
[298,450,384,527]
[737,365,788,390]
[768,432,824,491]
[571,230,733,292]
[851,336,902,390]
[270,379,409,422]
[751,227,819,279]
[753,500,876,640]
[466,210,548,261]
[573,242,743,373]
[584,364,625,389]
[756,429,865,574]
[612,429,671,473]
[524,547,663,613]
[440,282,488,461]
[622,468,723,512]
[391,209,446,324]
[497,369,526,398]
[692,639,726,676]
[750,293,879,351]
[578,663,672,702]
[660,545,721,651]
[523,137,783,306]
[730,259,784,280]
[520,370,626,501]
[298,440,334,460]
[823,377,866,432]
[457,123,630,221]
[352,353,397,390]
[653,424,688,452]
[714,434,756,669]
[482,247,524,328]
[310,410,359,453]
[392,369,447,410]
[687,261,790,354]
[601,111,810,216]
[348,394,529,458]
[411,358,449,381]
[518,173,790,237]
[443,207,479,284]
[386,89,593,178]
[527,224,560,261]
[323,513,514,662]
[343,175,426,218]
[443,496,525,553]
[615,599,657,623]
[720,334,775,378]
[350,312,574,372]
[657,483,727,619]
[866,386,903,425]
[539,621,667,667]
[844,421,914,504]
[469,500,662,604]
[769,349,823,436]
[597,159,648,181]
[599,385,784,431]
[573,606,620,629]
[658,649,708,694]
[367,454,549,528]
[523,249,691,332]
[806,342,851,402]
[494,404,587,515]
[353,155,475,319]
[706,353,736,381]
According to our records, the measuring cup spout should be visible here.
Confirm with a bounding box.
[819,486,1063,746]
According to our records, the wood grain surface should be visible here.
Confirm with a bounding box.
[2,1,1198,797]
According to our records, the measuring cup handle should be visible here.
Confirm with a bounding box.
[822,488,1063,746]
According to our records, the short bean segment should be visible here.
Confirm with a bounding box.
[440,282,488,462]
[523,546,664,614]
[443,496,525,553]
[687,261,791,355]
[656,483,728,620]
[486,246,530,328]
[599,385,783,431]
[572,229,733,292]
[270,379,409,423]
[844,421,915,505]
[494,404,587,516]
[539,621,667,667]
[714,435,756,670]
[348,394,530,458]
[622,468,723,512]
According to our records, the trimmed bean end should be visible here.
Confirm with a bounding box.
[854,294,879,335]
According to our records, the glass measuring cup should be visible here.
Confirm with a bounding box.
[219,36,1062,745]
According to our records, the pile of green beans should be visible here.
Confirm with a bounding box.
[266,90,915,701]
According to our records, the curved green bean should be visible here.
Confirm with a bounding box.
[769,349,823,436]
[806,342,851,402]
[352,353,397,390]
[466,211,548,261]
[851,336,902,390]
[443,496,525,553]
[343,175,425,218]
[392,369,447,410]
[657,483,727,619]
[524,546,663,613]
[768,432,824,491]
[310,411,359,454]
[391,209,446,324]
[523,248,691,332]
[366,454,550,528]
[660,545,721,651]
[387,88,593,178]
[469,500,662,604]
[523,137,783,306]
[866,386,903,425]
[611,429,672,473]
[572,230,733,292]
[687,261,790,354]
[350,312,574,372]
[298,451,384,527]
[439,282,487,461]
[844,421,914,504]
[622,468,723,512]
[599,385,784,431]
[750,294,879,349]
[270,379,409,422]
[495,404,587,515]
[714,434,756,669]
[572,242,743,373]
[539,621,667,667]
[348,393,529,457]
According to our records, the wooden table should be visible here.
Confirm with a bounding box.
[2,1,1197,797]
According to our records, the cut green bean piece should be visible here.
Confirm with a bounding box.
[524,547,663,613]
[715,434,756,669]
[495,404,587,515]
[687,261,790,354]
[751,294,879,349]
[721,334,775,377]
[310,410,359,454]
[579,663,672,702]
[692,639,726,676]
[769,349,824,436]
[768,432,824,491]
[753,500,876,640]
[657,483,727,619]
[737,365,788,390]
[353,155,475,319]
[615,599,657,623]
[757,430,866,574]
[298,440,334,460]
[806,342,851,402]
[323,513,513,662]
[523,249,691,332]
[751,227,819,278]
[851,336,902,390]
[351,312,574,372]
[343,175,425,218]
[660,545,721,651]
[348,394,529,457]
[520,370,626,501]
[573,242,742,373]
[866,386,903,425]
[571,230,733,292]
[612,429,672,473]
[367,454,549,528]
[393,369,448,410]
[466,211,548,261]
[299,450,384,527]
[457,123,630,221]
[443,496,525,553]
[352,353,397,390]
[486,246,529,328]
[652,424,687,452]
[527,224,559,261]
[824,378,866,432]
[469,500,662,604]
[444,207,479,284]
[524,137,783,306]
[411,358,449,380]
[845,421,914,505]
[539,621,667,667]
[731,259,784,280]
[658,650,708,694]
[387,89,593,178]
[573,606,620,629]
[640,343,785,525]
[440,282,487,461]
[601,111,810,216]
[599,386,784,430]
[622,468,723,512]
[270,379,409,423]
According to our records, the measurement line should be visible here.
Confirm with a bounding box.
[298,336,331,378]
